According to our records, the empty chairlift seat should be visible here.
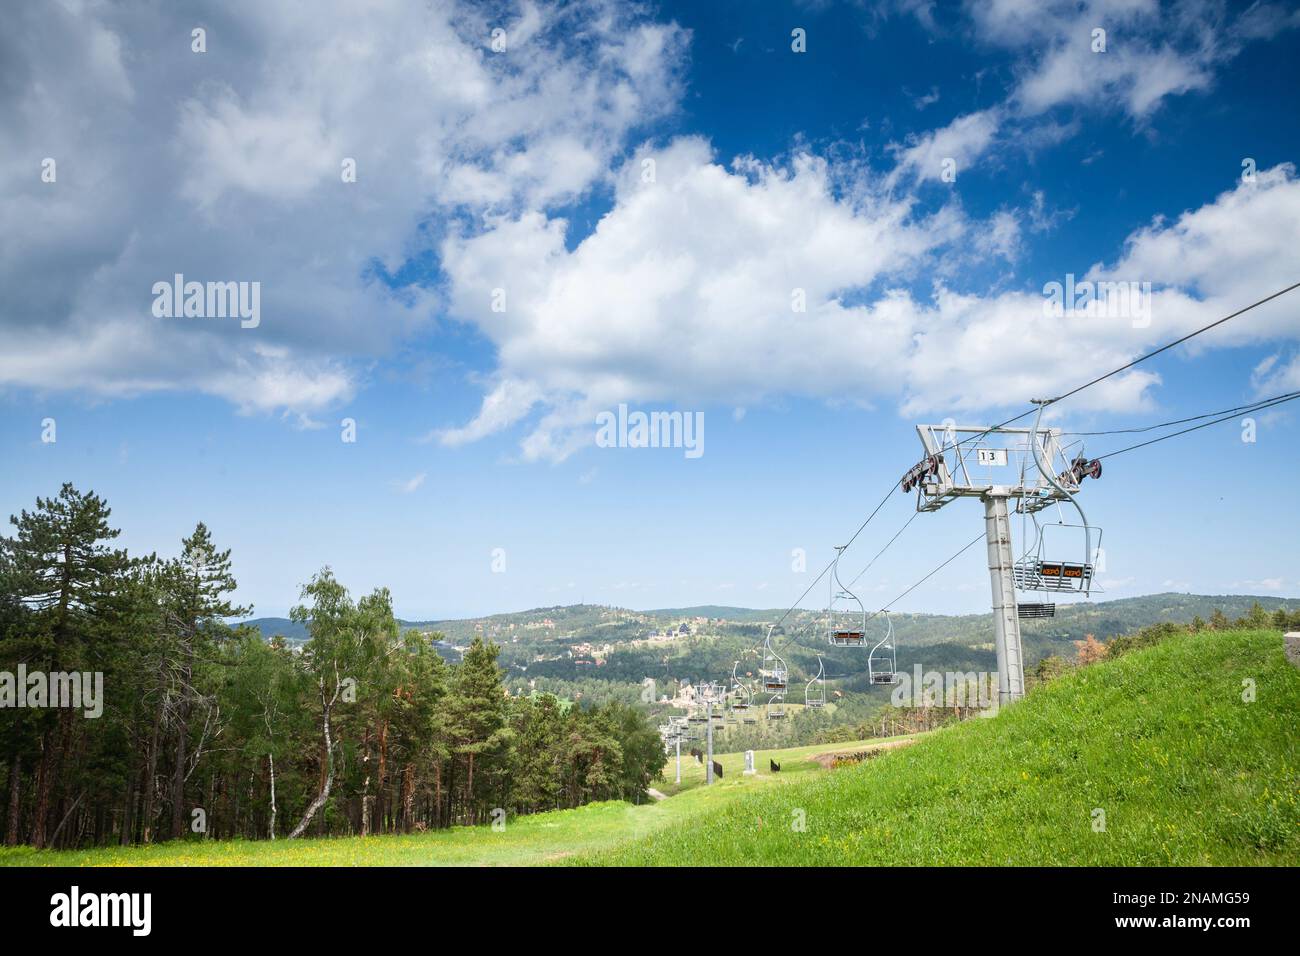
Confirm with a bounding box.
[1017,602,1056,619]
[830,628,867,647]
[827,546,871,649]
[867,611,901,686]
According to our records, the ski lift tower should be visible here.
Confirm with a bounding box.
[904,412,1100,704]
[659,716,689,784]
[698,681,726,784]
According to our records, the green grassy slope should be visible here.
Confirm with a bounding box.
[7,630,1293,867]
[584,629,1300,866]
[658,736,915,796]
[0,739,880,867]
[0,796,703,867]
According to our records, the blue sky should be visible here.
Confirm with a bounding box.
[2,0,1299,618]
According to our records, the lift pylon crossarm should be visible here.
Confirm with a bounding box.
[912,421,1075,512]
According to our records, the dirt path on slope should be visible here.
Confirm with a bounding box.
[808,737,917,769]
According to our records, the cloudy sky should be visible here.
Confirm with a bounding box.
[3,0,1299,618]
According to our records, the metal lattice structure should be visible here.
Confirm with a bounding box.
[909,420,1075,511]
[698,681,727,783]
[659,715,690,785]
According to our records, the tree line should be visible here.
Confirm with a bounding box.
[0,484,664,849]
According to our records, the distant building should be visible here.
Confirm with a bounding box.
[670,680,698,707]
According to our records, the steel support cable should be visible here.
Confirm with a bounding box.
[864,530,986,624]
[845,509,920,591]
[1093,390,1300,461]
[926,282,1300,460]
[747,481,902,663]
[1062,389,1300,437]
[775,528,985,658]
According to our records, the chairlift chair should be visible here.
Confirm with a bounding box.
[1012,402,1104,598]
[1017,602,1056,619]
[760,631,789,718]
[766,684,787,719]
[730,661,752,710]
[1012,521,1102,593]
[805,656,826,708]
[760,626,788,691]
[828,546,868,646]
[867,610,900,686]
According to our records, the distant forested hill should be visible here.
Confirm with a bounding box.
[238,592,1295,751]
[642,605,780,622]
[240,592,1294,655]
[239,616,462,660]
[240,616,311,642]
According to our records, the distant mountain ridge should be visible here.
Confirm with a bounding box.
[238,592,1295,649]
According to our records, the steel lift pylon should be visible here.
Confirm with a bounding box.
[983,492,1024,703]
[906,418,1098,705]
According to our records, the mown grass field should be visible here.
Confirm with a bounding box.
[585,628,1300,865]
[0,737,869,866]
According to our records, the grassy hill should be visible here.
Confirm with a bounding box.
[584,627,1299,865]
[656,735,917,797]
[5,627,1294,867]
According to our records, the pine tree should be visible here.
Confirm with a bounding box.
[0,486,672,846]
[3,484,124,847]
[444,637,512,824]
[162,523,250,839]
